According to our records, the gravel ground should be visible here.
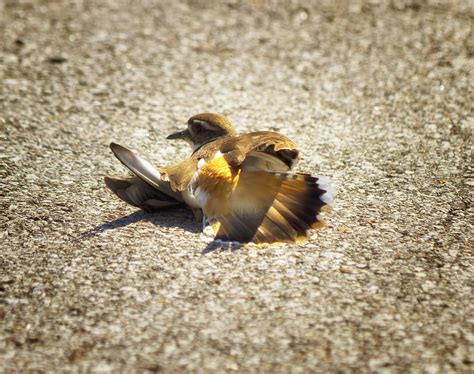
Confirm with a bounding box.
[1,0,473,372]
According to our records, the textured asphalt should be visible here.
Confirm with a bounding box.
[1,0,473,372]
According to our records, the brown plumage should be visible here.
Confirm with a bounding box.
[104,175,182,212]
[193,156,332,244]
[220,131,299,168]
[166,112,236,150]
[105,114,235,215]
[105,113,334,244]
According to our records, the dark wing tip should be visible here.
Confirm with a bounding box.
[103,175,114,190]
[110,142,129,156]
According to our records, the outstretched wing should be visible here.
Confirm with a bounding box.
[104,176,183,211]
[194,156,334,245]
[157,158,199,192]
[108,143,183,199]
[219,131,300,171]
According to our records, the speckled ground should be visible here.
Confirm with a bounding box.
[1,0,473,372]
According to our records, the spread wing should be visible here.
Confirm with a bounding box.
[109,143,180,198]
[104,176,183,211]
[195,156,334,245]
[110,142,199,193]
[219,131,299,171]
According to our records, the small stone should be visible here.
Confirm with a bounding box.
[48,56,68,64]
[340,265,354,274]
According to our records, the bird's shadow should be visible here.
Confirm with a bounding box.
[76,208,242,254]
[201,241,243,254]
[77,208,199,239]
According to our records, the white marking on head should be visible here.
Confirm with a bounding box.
[192,119,218,131]
[214,150,223,159]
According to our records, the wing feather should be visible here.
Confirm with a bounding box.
[158,158,199,192]
[197,156,333,244]
[104,176,182,212]
[220,131,299,169]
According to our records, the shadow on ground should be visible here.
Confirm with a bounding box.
[76,209,243,253]
[77,208,199,238]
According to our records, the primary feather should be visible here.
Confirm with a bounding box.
[193,156,333,244]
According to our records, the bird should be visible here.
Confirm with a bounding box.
[105,113,334,245]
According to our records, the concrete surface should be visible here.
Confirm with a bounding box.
[1,0,473,372]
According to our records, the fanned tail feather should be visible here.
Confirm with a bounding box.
[203,167,334,244]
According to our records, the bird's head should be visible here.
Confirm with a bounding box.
[166,113,236,150]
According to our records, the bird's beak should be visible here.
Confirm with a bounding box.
[166,129,189,140]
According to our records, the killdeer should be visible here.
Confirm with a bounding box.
[105,113,334,244]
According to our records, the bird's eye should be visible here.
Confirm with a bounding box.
[191,120,213,133]
[191,122,204,134]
